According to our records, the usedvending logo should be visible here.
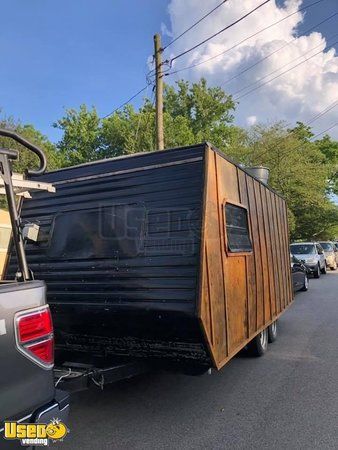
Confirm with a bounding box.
[3,418,69,446]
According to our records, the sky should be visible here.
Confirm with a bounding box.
[0,0,338,143]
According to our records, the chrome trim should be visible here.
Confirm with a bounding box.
[0,413,32,432]
[53,157,203,186]
[34,402,58,421]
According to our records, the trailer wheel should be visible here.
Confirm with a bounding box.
[268,321,278,343]
[247,329,268,356]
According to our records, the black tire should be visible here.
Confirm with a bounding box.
[268,321,278,343]
[247,329,268,356]
[314,264,320,278]
[301,274,309,291]
[330,263,337,271]
[321,264,327,275]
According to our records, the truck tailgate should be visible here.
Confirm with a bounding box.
[0,281,54,421]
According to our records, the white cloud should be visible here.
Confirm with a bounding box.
[247,115,258,125]
[164,0,338,138]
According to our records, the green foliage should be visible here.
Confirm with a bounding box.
[163,78,238,148]
[241,122,338,239]
[101,101,156,157]
[53,105,102,166]
[0,116,63,208]
[314,134,338,195]
[55,79,242,160]
[0,117,61,173]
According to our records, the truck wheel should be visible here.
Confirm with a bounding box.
[321,264,327,274]
[268,321,278,343]
[301,275,309,291]
[247,329,268,356]
[314,264,320,278]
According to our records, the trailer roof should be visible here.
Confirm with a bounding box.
[33,142,284,199]
[36,143,205,175]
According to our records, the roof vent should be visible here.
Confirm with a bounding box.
[246,166,270,185]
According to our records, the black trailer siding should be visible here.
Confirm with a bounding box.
[13,145,210,365]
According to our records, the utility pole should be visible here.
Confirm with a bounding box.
[154,33,164,150]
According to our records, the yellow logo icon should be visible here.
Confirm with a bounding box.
[3,418,69,446]
[46,420,68,441]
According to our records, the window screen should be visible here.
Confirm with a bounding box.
[224,203,252,253]
[48,204,146,260]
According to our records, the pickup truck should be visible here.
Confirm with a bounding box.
[0,130,69,448]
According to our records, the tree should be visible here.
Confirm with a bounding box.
[101,78,241,156]
[0,115,62,208]
[55,79,243,161]
[163,78,240,150]
[101,100,157,157]
[242,122,338,239]
[314,134,338,195]
[0,117,61,173]
[54,105,102,166]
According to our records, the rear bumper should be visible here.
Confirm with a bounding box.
[304,264,318,273]
[0,389,69,430]
[0,390,69,448]
[32,389,70,424]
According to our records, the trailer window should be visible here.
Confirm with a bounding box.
[224,203,252,253]
[48,204,146,260]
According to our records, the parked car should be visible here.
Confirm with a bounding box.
[290,254,309,291]
[332,242,338,265]
[290,242,326,278]
[318,241,337,270]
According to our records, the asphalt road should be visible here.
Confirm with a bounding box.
[56,272,338,450]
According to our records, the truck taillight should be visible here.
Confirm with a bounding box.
[17,308,53,343]
[15,306,54,368]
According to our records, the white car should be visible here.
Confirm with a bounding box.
[318,241,338,271]
[290,242,327,278]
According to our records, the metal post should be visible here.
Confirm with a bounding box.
[154,33,164,150]
[0,151,31,281]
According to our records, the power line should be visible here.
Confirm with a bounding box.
[311,122,338,140]
[234,38,338,101]
[241,94,338,162]
[233,33,338,98]
[170,0,272,64]
[307,99,338,125]
[163,0,229,50]
[102,84,151,119]
[220,11,337,89]
[164,0,325,77]
[305,101,338,127]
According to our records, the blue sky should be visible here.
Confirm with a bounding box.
[0,0,337,142]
